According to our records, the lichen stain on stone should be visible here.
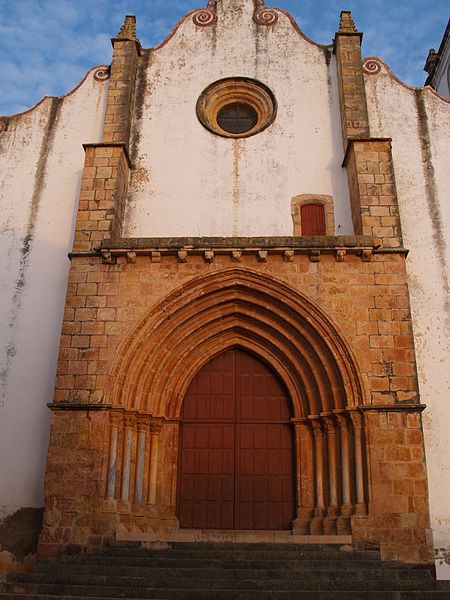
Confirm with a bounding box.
[232,139,244,236]
[0,508,43,562]
[0,97,62,409]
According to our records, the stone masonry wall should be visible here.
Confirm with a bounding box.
[40,248,432,564]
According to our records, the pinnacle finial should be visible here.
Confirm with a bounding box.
[117,15,138,41]
[339,11,358,33]
[424,48,438,74]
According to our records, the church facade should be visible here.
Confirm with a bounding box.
[0,0,449,579]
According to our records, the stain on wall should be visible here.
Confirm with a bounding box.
[0,508,43,575]
[415,89,450,326]
[0,98,62,409]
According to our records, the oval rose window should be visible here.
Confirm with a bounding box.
[196,78,277,138]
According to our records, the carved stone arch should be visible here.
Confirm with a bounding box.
[291,193,336,236]
[104,267,365,419]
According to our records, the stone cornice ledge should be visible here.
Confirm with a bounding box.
[48,402,112,412]
[69,236,409,262]
[97,235,380,251]
[361,404,426,412]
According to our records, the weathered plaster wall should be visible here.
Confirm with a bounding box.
[0,70,107,570]
[364,61,450,578]
[125,0,352,237]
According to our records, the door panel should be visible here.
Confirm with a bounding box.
[178,348,294,530]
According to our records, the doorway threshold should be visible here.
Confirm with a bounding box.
[116,529,352,545]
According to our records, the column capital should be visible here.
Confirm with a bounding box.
[137,415,152,431]
[347,407,363,429]
[310,417,324,436]
[123,413,136,430]
[110,410,124,428]
[321,413,337,433]
[333,410,349,429]
[150,419,164,435]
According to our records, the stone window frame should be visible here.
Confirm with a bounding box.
[196,77,277,139]
[291,194,335,236]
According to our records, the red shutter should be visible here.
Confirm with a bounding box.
[301,203,326,235]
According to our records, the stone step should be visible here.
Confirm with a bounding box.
[2,542,448,600]
[2,591,450,599]
[97,546,380,561]
[34,563,434,581]
[109,541,375,555]
[58,555,421,571]
[5,575,444,592]
[4,579,450,595]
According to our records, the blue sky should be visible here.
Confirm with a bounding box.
[0,0,448,115]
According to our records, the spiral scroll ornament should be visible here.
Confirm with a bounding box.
[94,68,110,82]
[363,59,382,75]
[253,8,278,26]
[193,2,217,27]
[193,9,215,26]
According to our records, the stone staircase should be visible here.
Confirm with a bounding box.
[1,542,450,599]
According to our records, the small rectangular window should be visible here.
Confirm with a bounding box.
[300,204,326,236]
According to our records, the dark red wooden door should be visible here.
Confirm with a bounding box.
[301,203,326,235]
[178,348,294,530]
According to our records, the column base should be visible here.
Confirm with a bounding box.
[337,516,352,535]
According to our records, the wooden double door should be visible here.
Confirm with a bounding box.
[177,348,295,530]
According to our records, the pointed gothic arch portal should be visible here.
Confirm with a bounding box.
[177,347,295,530]
[105,269,368,535]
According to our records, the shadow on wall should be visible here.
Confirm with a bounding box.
[0,508,43,579]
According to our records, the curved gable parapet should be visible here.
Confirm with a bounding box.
[363,56,450,106]
[0,65,110,121]
[274,7,332,50]
[146,1,331,55]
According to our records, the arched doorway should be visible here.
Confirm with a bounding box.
[177,347,295,530]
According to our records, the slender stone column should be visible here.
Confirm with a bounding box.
[121,413,136,502]
[107,411,123,499]
[335,411,353,533]
[148,420,163,505]
[135,416,151,504]
[310,418,326,534]
[323,414,339,534]
[291,419,314,534]
[348,409,366,514]
[335,411,352,508]
[312,419,326,509]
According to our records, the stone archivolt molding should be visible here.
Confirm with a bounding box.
[103,268,365,420]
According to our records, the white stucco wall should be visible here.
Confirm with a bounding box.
[124,0,353,238]
[0,71,108,529]
[365,61,450,579]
